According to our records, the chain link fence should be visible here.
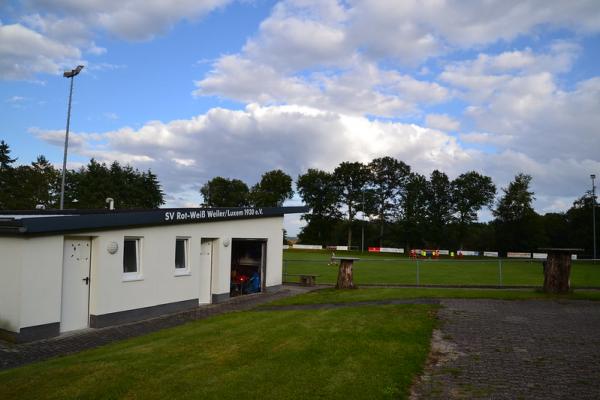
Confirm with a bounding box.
[283,258,600,288]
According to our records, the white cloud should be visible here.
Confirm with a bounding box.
[0,23,81,79]
[6,96,27,103]
[32,103,599,232]
[0,0,231,79]
[347,0,600,63]
[35,104,472,202]
[24,0,232,41]
[426,114,460,131]
[196,55,449,117]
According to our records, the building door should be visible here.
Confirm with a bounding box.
[61,238,91,332]
[200,238,214,304]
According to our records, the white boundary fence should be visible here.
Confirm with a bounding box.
[286,244,579,260]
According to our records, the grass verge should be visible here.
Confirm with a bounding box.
[0,304,436,400]
[283,249,600,287]
[266,287,600,306]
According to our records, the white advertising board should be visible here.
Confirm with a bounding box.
[507,252,530,258]
[292,244,322,250]
[484,251,499,257]
[380,247,404,253]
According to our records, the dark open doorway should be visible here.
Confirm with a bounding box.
[230,239,266,297]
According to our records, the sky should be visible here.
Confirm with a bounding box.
[1,0,600,236]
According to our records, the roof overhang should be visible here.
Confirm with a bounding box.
[0,206,308,236]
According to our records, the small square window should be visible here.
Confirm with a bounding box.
[175,238,188,270]
[123,238,140,275]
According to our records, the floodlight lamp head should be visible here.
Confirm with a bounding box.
[592,174,596,180]
[63,65,84,78]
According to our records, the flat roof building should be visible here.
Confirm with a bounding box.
[0,206,305,342]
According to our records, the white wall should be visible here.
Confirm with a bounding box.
[1,215,284,329]
[0,238,22,332]
[19,236,63,328]
[83,216,283,317]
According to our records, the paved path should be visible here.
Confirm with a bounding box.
[412,299,600,400]
[0,286,313,371]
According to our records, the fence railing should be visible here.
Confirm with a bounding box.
[282,258,600,288]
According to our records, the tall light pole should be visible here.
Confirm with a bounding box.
[592,174,597,260]
[361,191,366,253]
[60,65,84,210]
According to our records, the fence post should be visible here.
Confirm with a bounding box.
[498,258,503,287]
[416,259,420,286]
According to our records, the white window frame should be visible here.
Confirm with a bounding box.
[174,237,191,276]
[123,236,143,281]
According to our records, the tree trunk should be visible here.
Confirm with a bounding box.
[347,213,353,249]
[336,259,357,289]
[543,251,571,294]
[379,218,384,248]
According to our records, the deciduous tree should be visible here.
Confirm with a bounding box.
[296,169,341,245]
[200,177,249,207]
[425,170,454,247]
[451,171,496,248]
[333,161,371,249]
[369,156,411,247]
[249,169,293,207]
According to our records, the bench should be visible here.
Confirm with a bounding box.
[284,273,319,286]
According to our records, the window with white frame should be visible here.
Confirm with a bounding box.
[123,237,142,278]
[175,237,190,274]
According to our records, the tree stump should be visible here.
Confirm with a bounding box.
[540,248,581,294]
[332,257,359,289]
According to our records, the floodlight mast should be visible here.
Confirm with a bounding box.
[592,174,597,261]
[59,65,84,210]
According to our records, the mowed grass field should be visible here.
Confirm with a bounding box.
[0,304,436,400]
[283,249,600,287]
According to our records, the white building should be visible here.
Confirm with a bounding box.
[0,206,304,342]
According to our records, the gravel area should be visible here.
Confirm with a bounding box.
[0,285,313,371]
[412,299,600,400]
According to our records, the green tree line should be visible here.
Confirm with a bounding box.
[201,157,598,256]
[0,141,164,209]
[2,140,596,255]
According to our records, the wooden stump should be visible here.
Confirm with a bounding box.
[543,250,572,294]
[336,259,357,289]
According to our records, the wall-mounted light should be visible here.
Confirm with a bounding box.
[107,241,119,254]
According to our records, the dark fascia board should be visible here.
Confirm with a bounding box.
[0,206,308,236]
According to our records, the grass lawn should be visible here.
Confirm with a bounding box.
[266,287,600,306]
[283,249,600,287]
[0,304,436,400]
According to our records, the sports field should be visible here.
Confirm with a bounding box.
[283,250,600,287]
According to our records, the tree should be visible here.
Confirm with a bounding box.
[400,172,429,249]
[451,171,496,248]
[493,173,543,252]
[200,177,249,207]
[0,140,17,171]
[425,170,453,247]
[297,169,341,245]
[493,173,535,223]
[368,157,411,247]
[565,194,599,255]
[27,156,60,208]
[333,161,371,249]
[249,169,293,207]
[0,141,17,209]
[69,159,164,209]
